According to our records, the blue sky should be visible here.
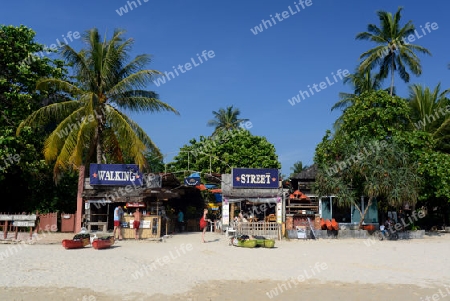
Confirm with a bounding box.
[2,0,449,176]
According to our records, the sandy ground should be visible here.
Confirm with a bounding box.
[1,231,449,300]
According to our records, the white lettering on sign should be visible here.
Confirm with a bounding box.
[13,221,35,227]
[240,174,271,184]
[97,170,137,181]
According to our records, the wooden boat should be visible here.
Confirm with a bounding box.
[320,218,327,230]
[325,219,332,230]
[92,236,115,250]
[62,233,90,249]
[331,218,339,231]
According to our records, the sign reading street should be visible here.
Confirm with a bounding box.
[90,164,144,186]
[232,168,279,188]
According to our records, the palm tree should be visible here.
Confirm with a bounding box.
[356,7,431,95]
[408,83,450,147]
[332,69,382,112]
[207,106,248,136]
[331,69,384,130]
[17,28,179,179]
[289,160,308,177]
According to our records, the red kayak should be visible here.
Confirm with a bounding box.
[92,236,114,250]
[331,218,339,231]
[62,233,90,249]
[62,238,90,249]
[320,218,327,230]
[325,219,332,230]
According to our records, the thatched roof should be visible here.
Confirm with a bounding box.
[290,164,318,180]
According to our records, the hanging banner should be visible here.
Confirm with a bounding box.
[184,177,201,186]
[90,164,144,186]
[276,197,282,224]
[232,168,279,188]
[222,199,230,226]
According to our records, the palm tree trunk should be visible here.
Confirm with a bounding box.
[96,129,102,164]
[95,107,104,164]
[390,55,395,96]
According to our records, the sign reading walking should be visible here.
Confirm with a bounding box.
[232,168,279,188]
[90,164,144,186]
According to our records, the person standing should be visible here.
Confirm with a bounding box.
[133,208,142,240]
[200,209,210,243]
[113,205,124,240]
[177,210,184,233]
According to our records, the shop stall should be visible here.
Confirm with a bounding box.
[80,164,179,238]
[120,201,161,239]
[221,169,283,240]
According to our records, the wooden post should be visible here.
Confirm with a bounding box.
[14,225,18,240]
[75,165,85,233]
[3,220,7,239]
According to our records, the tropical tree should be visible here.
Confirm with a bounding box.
[331,69,384,130]
[289,160,308,177]
[332,69,382,112]
[408,83,450,149]
[17,28,178,180]
[206,106,249,136]
[168,128,280,181]
[356,7,431,95]
[315,137,421,228]
[316,91,426,226]
[0,24,79,213]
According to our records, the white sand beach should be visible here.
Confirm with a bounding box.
[1,232,449,300]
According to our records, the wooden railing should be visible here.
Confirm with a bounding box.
[236,222,281,240]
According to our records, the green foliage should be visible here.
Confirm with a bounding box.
[0,25,76,212]
[315,91,423,226]
[144,150,165,173]
[289,161,307,177]
[16,28,179,179]
[417,151,450,200]
[206,106,249,136]
[338,90,411,139]
[407,83,450,151]
[168,129,281,181]
[356,7,431,95]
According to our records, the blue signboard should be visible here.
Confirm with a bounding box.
[232,168,279,188]
[90,164,144,186]
[184,177,201,186]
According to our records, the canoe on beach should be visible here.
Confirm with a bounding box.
[92,236,115,250]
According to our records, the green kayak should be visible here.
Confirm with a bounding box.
[237,239,257,248]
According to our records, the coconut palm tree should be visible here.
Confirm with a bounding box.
[408,83,450,149]
[207,106,248,136]
[356,7,431,95]
[332,69,383,112]
[331,69,386,131]
[17,28,179,179]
